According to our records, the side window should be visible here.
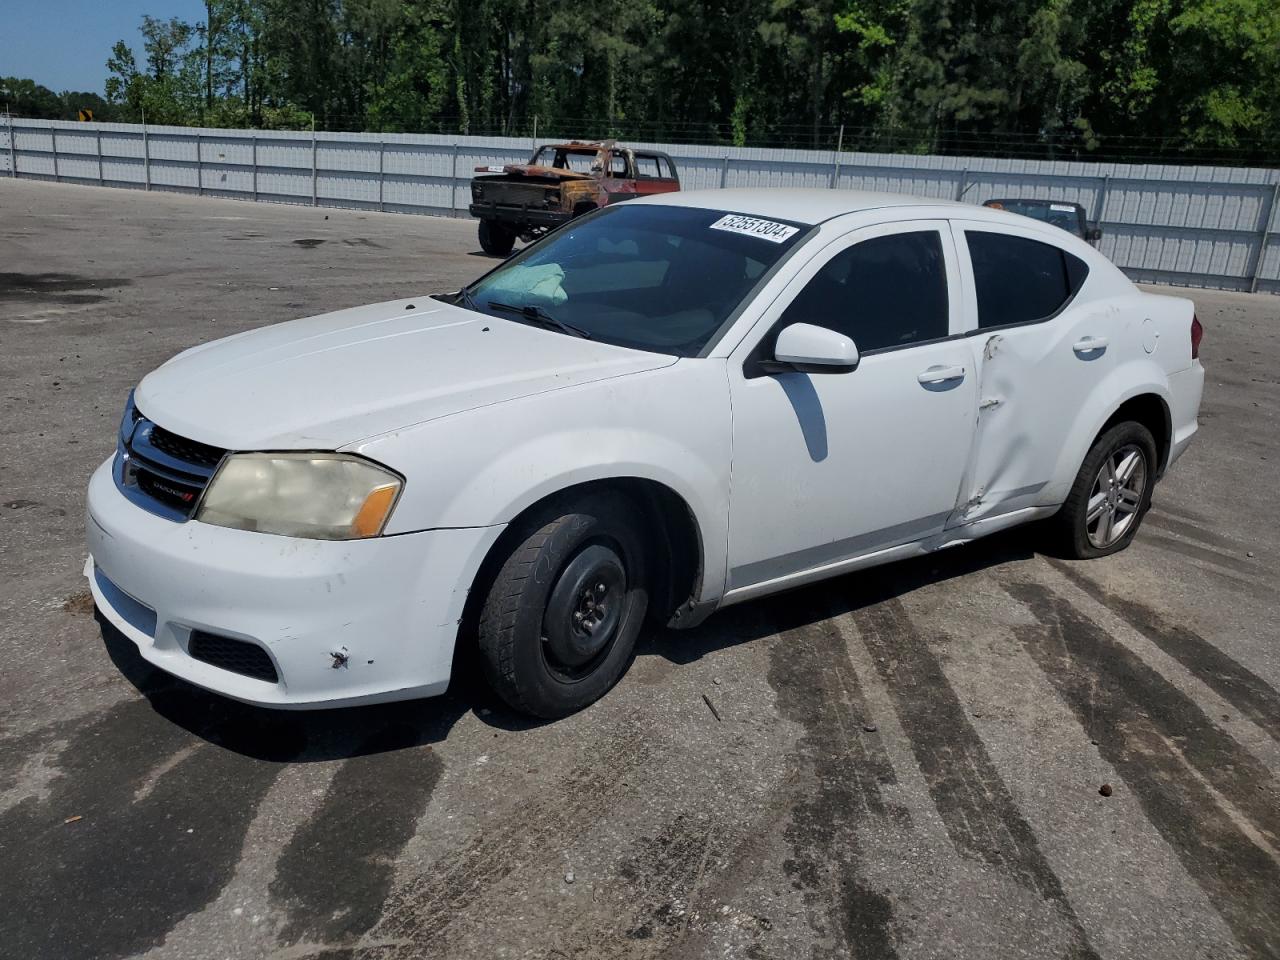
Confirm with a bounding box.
[778,231,950,353]
[609,151,628,176]
[657,157,675,179]
[966,231,1089,329]
[634,155,663,179]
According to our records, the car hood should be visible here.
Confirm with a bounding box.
[135,297,676,451]
[494,164,592,180]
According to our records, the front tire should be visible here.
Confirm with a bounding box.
[477,493,649,718]
[478,219,516,256]
[1053,421,1156,559]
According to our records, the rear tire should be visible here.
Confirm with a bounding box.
[1052,421,1156,559]
[478,219,516,256]
[477,493,649,718]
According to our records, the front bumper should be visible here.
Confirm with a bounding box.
[469,202,571,229]
[85,458,502,708]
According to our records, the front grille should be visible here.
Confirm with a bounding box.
[148,424,225,469]
[135,469,204,512]
[117,415,226,521]
[485,181,560,208]
[188,631,279,683]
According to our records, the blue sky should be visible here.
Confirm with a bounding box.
[1,1,208,95]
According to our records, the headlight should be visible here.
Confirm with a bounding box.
[196,453,403,540]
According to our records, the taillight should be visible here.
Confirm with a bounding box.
[1191,314,1204,360]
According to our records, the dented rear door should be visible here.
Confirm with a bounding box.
[949,220,1117,525]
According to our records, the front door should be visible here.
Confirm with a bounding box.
[725,220,977,593]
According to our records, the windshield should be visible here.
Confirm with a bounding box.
[460,205,809,356]
[986,200,1086,237]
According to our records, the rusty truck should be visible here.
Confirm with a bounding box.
[469,140,680,255]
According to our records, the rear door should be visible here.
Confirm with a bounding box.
[951,221,1111,523]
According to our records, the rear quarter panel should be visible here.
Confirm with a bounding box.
[1043,288,1193,501]
[1138,291,1196,375]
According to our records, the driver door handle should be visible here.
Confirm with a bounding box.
[918,364,966,385]
[1073,336,1109,354]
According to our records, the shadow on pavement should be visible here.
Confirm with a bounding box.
[641,525,1039,666]
[97,614,542,764]
[95,524,1039,759]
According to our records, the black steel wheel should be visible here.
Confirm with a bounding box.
[477,492,649,718]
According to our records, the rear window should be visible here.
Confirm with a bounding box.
[531,146,599,173]
[984,199,1086,237]
[966,232,1089,329]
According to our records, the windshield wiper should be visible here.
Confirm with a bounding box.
[486,300,592,339]
[431,286,479,311]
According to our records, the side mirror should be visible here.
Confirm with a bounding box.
[770,323,860,374]
[1086,225,1103,244]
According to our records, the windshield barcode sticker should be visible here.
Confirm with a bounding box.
[710,214,799,243]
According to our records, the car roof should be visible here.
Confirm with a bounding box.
[634,188,960,225]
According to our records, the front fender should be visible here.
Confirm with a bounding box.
[353,361,733,603]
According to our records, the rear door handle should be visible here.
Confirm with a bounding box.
[1073,336,1109,354]
[917,364,966,384]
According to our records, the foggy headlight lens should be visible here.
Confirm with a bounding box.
[196,453,402,540]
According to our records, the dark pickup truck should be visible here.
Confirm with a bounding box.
[469,140,680,255]
[983,198,1103,246]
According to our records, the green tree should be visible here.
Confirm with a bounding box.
[364,1,450,131]
[1096,0,1280,147]
[141,16,195,80]
[2,77,63,118]
[76,0,1280,160]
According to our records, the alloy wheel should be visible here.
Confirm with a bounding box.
[1085,444,1148,548]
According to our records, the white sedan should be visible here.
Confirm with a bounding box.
[85,189,1205,717]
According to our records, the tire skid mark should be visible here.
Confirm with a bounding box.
[854,599,1101,960]
[271,726,445,949]
[366,729,654,957]
[768,616,903,960]
[1050,560,1280,747]
[1144,511,1245,553]
[1148,500,1216,528]
[1005,581,1280,959]
[0,698,284,960]
[609,814,723,951]
[1140,531,1261,577]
